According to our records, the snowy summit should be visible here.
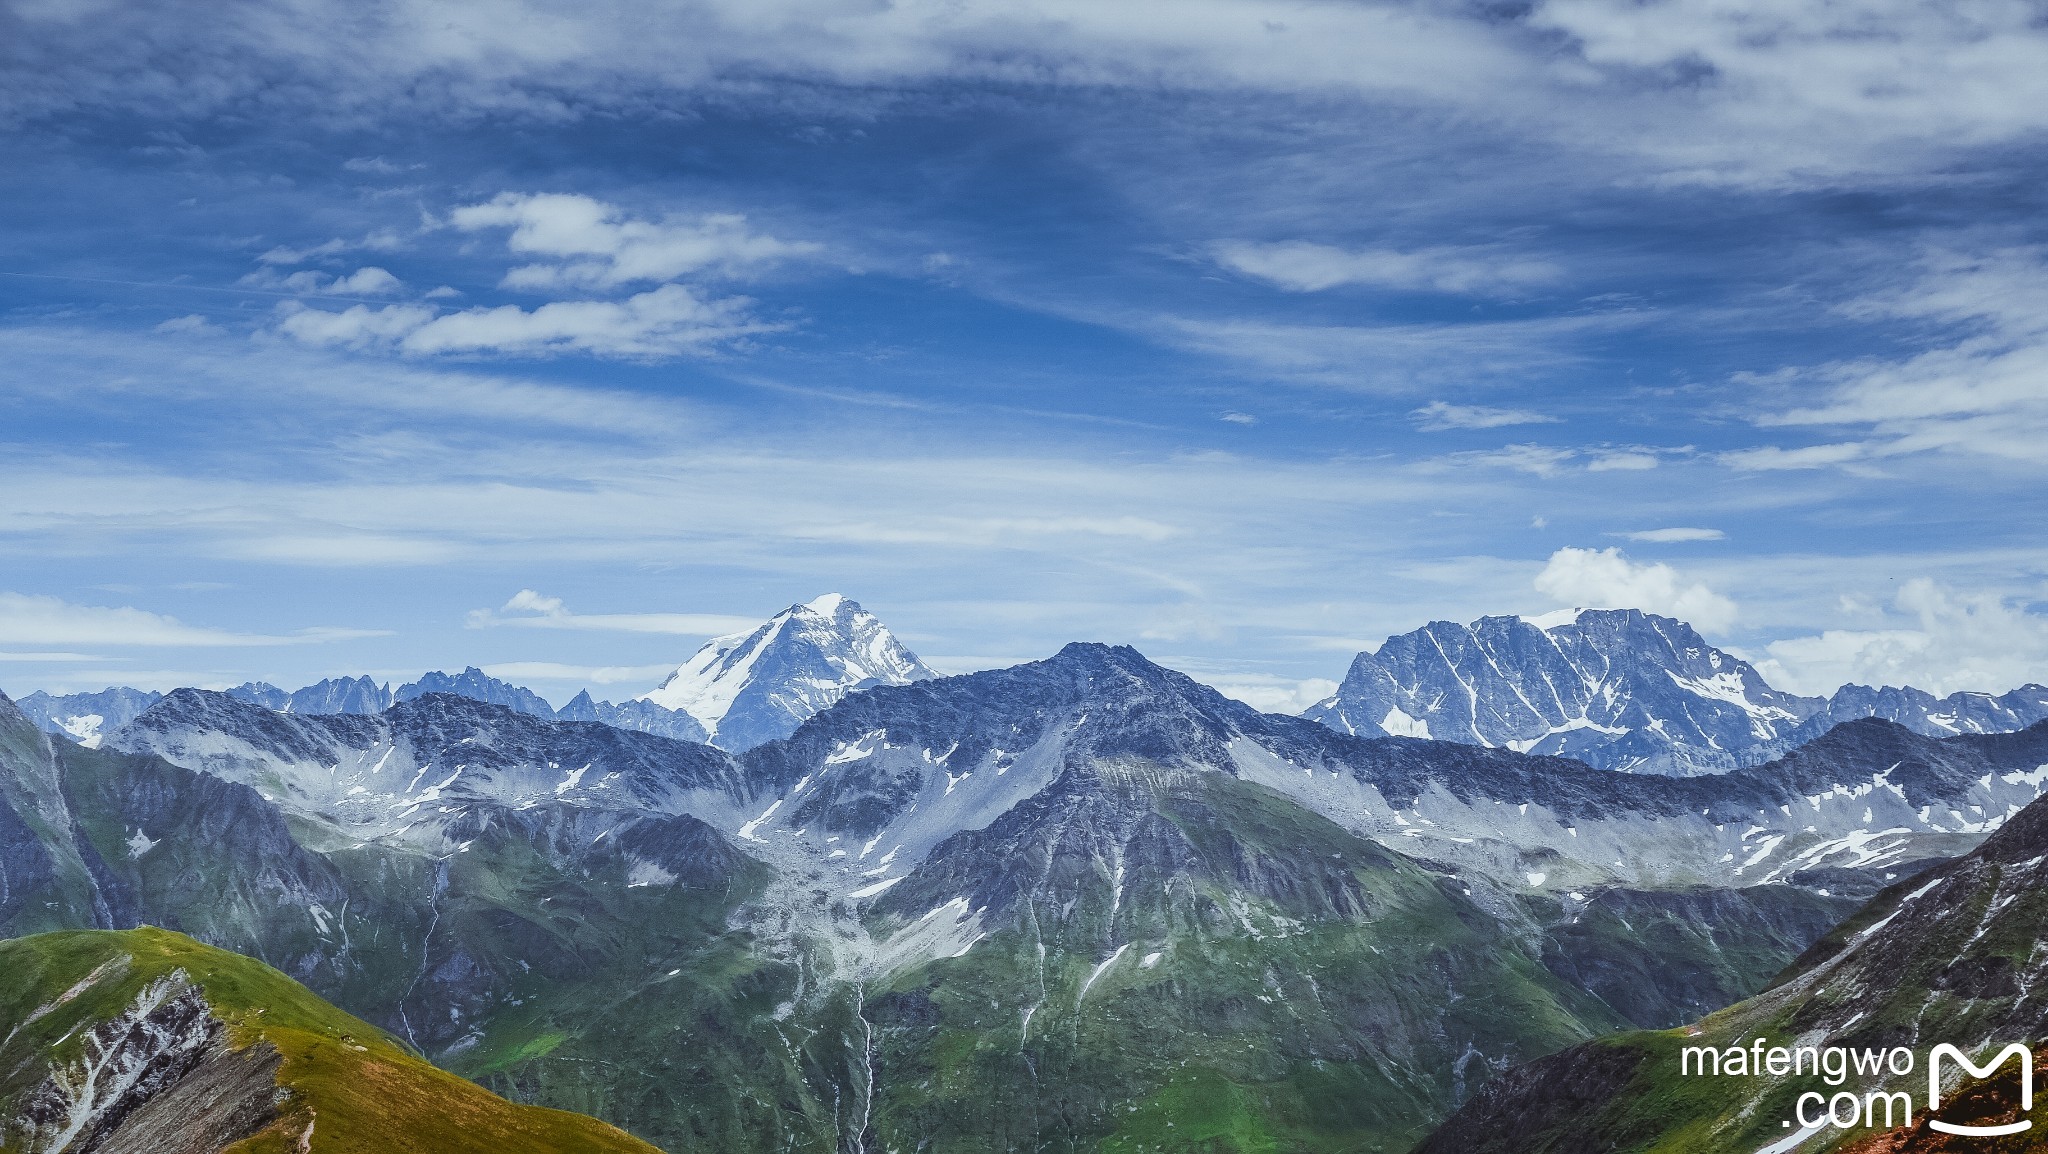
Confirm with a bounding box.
[640,594,937,750]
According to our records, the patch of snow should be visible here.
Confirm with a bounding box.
[1078,944,1129,1003]
[848,876,905,900]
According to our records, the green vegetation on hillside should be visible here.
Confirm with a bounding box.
[0,927,663,1154]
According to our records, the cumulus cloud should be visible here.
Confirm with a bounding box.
[467,590,760,635]
[1533,546,1738,632]
[0,592,383,647]
[1755,579,2048,697]
[275,283,779,359]
[242,266,403,296]
[1411,400,1560,431]
[450,193,818,290]
[258,230,408,265]
[1214,241,1560,295]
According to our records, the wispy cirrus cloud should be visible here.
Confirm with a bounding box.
[275,283,781,359]
[9,0,2048,188]
[1411,400,1560,431]
[1616,527,1724,543]
[1737,250,2048,470]
[1214,241,1560,295]
[0,592,385,648]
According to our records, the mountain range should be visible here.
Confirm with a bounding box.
[9,628,2048,1151]
[10,596,2048,1151]
[14,594,929,756]
[1306,608,2048,776]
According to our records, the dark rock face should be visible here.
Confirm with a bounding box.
[94,1039,283,1154]
[1409,1039,1650,1154]
[1539,885,1860,1028]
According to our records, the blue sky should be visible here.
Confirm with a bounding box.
[3,0,2047,712]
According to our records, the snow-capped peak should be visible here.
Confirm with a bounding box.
[638,595,936,750]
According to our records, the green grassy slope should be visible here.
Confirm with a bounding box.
[0,927,663,1154]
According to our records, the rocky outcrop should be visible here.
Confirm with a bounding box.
[9,972,277,1154]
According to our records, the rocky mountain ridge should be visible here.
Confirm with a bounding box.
[1306,608,2048,776]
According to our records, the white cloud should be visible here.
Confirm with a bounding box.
[243,266,403,296]
[10,0,2048,188]
[1741,250,2048,469]
[1411,400,1560,431]
[1143,309,1641,388]
[0,650,110,662]
[1443,444,1577,477]
[258,230,407,265]
[276,283,779,359]
[0,592,384,647]
[153,314,221,335]
[467,590,759,635]
[1617,527,1724,543]
[1213,241,1560,295]
[1719,442,1868,471]
[1190,673,1340,715]
[1533,546,1738,632]
[1756,579,2048,697]
[450,193,819,290]
[1586,451,1657,472]
[330,267,403,295]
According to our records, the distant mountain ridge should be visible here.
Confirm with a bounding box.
[1306,607,2048,776]
[226,674,394,714]
[7,593,922,753]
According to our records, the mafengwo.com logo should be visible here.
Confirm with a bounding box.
[1681,1037,2034,1137]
